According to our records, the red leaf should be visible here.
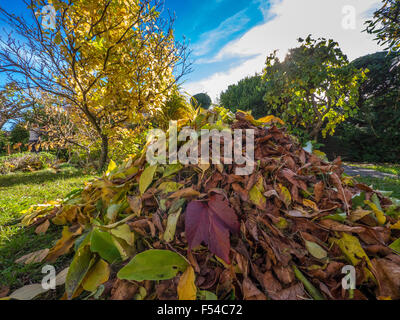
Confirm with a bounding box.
[185,195,240,264]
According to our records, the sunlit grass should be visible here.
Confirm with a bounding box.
[0,167,95,289]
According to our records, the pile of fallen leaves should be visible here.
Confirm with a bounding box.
[7,108,400,301]
[0,152,57,174]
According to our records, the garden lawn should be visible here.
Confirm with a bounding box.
[0,166,95,289]
[356,176,400,199]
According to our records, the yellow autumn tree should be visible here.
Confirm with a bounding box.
[0,0,191,169]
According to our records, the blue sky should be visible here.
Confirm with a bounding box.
[1,0,383,101]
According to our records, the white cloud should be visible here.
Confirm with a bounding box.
[192,9,250,57]
[184,0,382,101]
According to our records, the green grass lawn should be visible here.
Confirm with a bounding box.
[344,162,400,198]
[356,176,400,199]
[0,167,95,289]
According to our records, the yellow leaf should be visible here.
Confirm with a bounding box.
[177,266,197,300]
[349,208,371,222]
[106,160,117,176]
[331,233,372,269]
[46,226,82,263]
[82,259,110,292]
[364,200,386,225]
[257,115,284,125]
[303,199,318,211]
[249,185,266,209]
[139,165,158,194]
[278,184,291,208]
[390,221,400,230]
[198,163,210,172]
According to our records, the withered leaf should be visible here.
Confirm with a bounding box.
[372,258,400,299]
[242,277,267,300]
[35,220,50,235]
[169,188,200,199]
[185,194,240,264]
[314,181,324,203]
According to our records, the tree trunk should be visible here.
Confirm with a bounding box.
[99,135,109,171]
[310,121,323,143]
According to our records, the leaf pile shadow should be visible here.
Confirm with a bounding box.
[10,108,400,301]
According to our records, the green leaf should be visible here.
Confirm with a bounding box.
[162,163,183,178]
[163,208,182,242]
[82,259,110,292]
[389,238,400,254]
[305,240,327,259]
[198,290,218,300]
[110,224,134,246]
[351,192,366,208]
[106,203,122,221]
[66,245,96,299]
[117,249,188,281]
[139,165,158,194]
[322,212,347,222]
[378,190,393,197]
[293,265,324,300]
[249,185,266,209]
[371,193,383,211]
[90,228,121,263]
[158,182,183,194]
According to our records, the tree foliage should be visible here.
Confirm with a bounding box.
[158,89,195,129]
[219,75,268,119]
[322,51,400,162]
[0,83,31,130]
[262,36,367,142]
[191,93,212,109]
[10,123,29,146]
[366,0,400,52]
[0,0,190,169]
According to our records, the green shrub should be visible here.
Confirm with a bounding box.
[0,152,57,174]
[10,123,29,146]
[0,131,10,155]
[321,52,400,162]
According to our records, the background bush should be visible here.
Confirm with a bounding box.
[321,51,400,162]
[0,152,57,174]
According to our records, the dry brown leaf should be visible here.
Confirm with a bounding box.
[319,219,365,233]
[242,277,267,300]
[0,286,10,298]
[314,181,324,203]
[35,220,50,235]
[372,258,400,300]
[15,249,49,265]
[169,188,201,199]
